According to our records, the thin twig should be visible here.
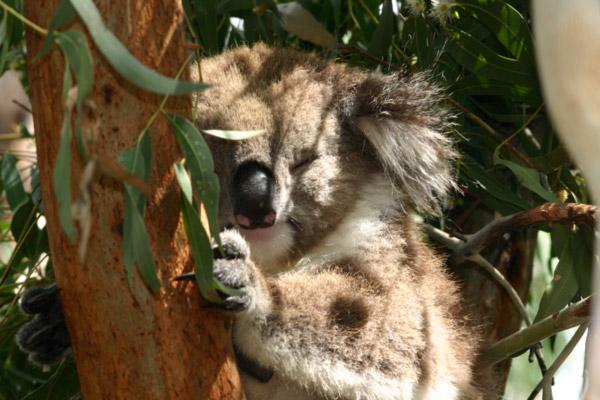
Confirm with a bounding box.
[0,0,48,35]
[11,99,32,114]
[527,323,588,400]
[484,297,591,366]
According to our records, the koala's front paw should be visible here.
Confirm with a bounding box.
[213,230,256,312]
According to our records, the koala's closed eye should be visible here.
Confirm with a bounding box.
[290,153,318,174]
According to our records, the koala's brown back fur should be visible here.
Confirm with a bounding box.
[193,44,485,400]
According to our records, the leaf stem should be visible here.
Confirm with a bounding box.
[0,0,48,35]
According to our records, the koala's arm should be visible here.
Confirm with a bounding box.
[215,232,426,400]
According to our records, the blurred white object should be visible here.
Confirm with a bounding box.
[277,2,335,49]
[0,70,33,134]
[533,1,600,398]
[0,71,36,191]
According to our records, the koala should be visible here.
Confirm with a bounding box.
[187,44,482,399]
[17,44,482,399]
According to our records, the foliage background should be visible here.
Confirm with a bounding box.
[0,0,591,398]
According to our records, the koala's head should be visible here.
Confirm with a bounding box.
[196,44,456,272]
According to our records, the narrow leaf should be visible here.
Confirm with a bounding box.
[179,190,222,303]
[53,68,77,242]
[174,161,193,204]
[70,0,208,95]
[367,0,395,58]
[38,0,77,59]
[56,30,94,113]
[202,129,265,141]
[534,236,578,322]
[167,113,221,246]
[119,132,160,292]
[494,150,558,203]
[1,153,27,211]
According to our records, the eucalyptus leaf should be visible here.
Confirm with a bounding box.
[56,30,94,114]
[167,113,221,247]
[70,0,207,95]
[493,149,558,203]
[447,29,532,85]
[1,153,26,212]
[456,1,534,65]
[368,0,395,58]
[461,154,529,210]
[38,0,77,59]
[534,236,578,322]
[202,129,265,140]
[53,67,77,242]
[119,132,160,293]
[22,360,80,400]
[179,186,222,303]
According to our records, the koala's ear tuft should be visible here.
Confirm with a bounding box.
[345,72,457,215]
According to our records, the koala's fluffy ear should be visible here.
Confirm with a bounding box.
[344,72,457,215]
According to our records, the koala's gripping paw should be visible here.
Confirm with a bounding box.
[16,284,71,366]
[213,230,256,312]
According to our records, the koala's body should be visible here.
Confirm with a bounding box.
[193,44,482,400]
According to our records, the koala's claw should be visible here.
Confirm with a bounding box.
[220,294,251,312]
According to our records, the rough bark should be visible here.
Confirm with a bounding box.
[24,1,245,399]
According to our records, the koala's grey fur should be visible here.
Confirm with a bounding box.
[193,44,482,400]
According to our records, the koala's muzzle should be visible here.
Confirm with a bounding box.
[233,161,277,229]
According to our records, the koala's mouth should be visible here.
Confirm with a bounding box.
[239,225,278,242]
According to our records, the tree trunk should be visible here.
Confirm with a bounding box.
[24,1,245,399]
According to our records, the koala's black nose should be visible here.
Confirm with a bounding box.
[232,161,276,229]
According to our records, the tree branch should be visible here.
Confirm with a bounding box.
[453,203,596,262]
[483,296,591,366]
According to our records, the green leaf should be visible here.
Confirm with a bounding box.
[367,0,395,58]
[22,360,80,400]
[187,0,219,54]
[10,199,40,260]
[202,129,265,140]
[534,236,578,322]
[571,226,594,297]
[167,114,221,247]
[461,154,529,210]
[70,0,207,95]
[446,29,532,85]
[119,132,160,293]
[456,1,534,64]
[178,182,222,304]
[174,161,193,204]
[38,0,77,59]
[53,68,77,242]
[493,149,558,203]
[1,153,26,212]
[56,30,94,114]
